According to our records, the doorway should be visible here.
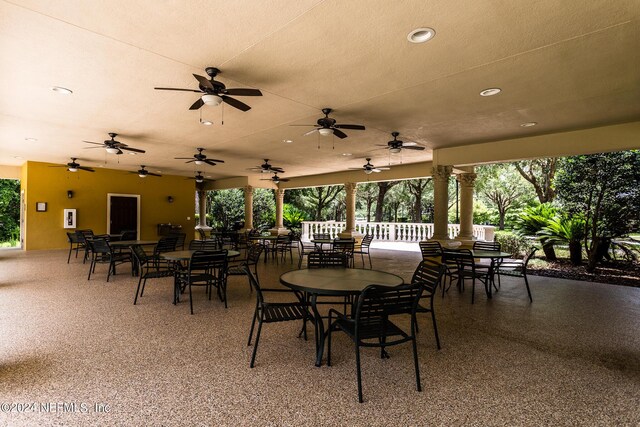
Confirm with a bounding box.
[107,193,140,239]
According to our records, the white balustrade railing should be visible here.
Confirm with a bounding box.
[301,221,492,242]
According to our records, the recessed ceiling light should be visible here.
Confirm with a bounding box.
[342,153,352,156]
[51,86,73,95]
[407,27,436,43]
[201,120,213,126]
[480,88,501,97]
[520,122,538,127]
[13,156,22,159]
[283,139,293,144]
[25,137,38,142]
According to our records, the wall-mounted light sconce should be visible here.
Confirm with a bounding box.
[67,190,74,199]
[167,196,174,203]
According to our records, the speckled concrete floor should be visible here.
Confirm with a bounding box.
[0,247,639,426]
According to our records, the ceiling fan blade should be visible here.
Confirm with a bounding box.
[334,124,365,130]
[222,95,251,112]
[204,159,218,166]
[403,141,418,146]
[174,157,194,160]
[189,98,205,110]
[289,124,317,127]
[372,169,382,173]
[332,129,348,139]
[147,172,162,177]
[206,158,225,163]
[279,178,290,182]
[270,167,284,173]
[154,87,202,93]
[348,167,364,170]
[224,88,262,96]
[119,146,146,153]
[303,128,319,136]
[193,74,214,90]
[49,165,68,168]
[184,159,196,163]
[78,166,95,172]
[82,140,103,145]
[83,146,104,149]
[404,146,425,150]
[378,167,391,170]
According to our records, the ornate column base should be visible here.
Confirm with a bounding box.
[338,229,363,243]
[269,227,290,235]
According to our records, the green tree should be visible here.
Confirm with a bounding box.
[477,164,531,230]
[207,189,244,230]
[555,151,640,272]
[374,181,400,222]
[515,158,558,203]
[0,179,20,243]
[356,182,378,221]
[405,178,432,222]
[253,188,275,229]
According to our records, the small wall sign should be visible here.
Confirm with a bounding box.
[64,209,77,229]
[36,202,47,212]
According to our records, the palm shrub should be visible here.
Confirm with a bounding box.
[515,203,557,261]
[539,214,585,265]
[283,204,306,232]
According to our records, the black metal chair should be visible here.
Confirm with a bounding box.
[332,238,355,267]
[353,234,374,269]
[419,240,442,261]
[175,250,228,314]
[473,240,501,252]
[411,260,444,349]
[244,266,309,368]
[131,244,175,305]
[189,239,221,251]
[473,240,501,290]
[327,283,424,403]
[151,235,178,270]
[496,247,537,302]
[442,249,491,304]
[272,234,294,264]
[120,230,137,241]
[307,251,349,268]
[170,232,186,250]
[86,237,132,282]
[297,235,318,268]
[66,231,85,263]
[227,243,264,293]
[78,229,94,263]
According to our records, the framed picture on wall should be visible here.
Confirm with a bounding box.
[36,202,47,212]
[64,209,77,229]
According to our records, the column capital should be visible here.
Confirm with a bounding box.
[276,188,286,198]
[456,172,478,187]
[243,185,254,195]
[344,182,357,194]
[432,165,453,181]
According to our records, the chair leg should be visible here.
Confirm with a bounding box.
[134,276,144,305]
[524,273,533,302]
[327,312,333,367]
[248,308,258,346]
[471,277,475,304]
[250,318,263,368]
[356,343,364,403]
[412,335,422,392]
[189,282,194,315]
[430,300,441,350]
[367,252,372,270]
[67,246,73,264]
[87,259,94,280]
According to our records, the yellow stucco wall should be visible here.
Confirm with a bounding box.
[21,161,196,250]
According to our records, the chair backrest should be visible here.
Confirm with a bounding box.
[120,230,137,241]
[419,241,442,259]
[189,239,220,252]
[67,232,80,243]
[79,229,94,242]
[189,250,228,276]
[243,265,265,305]
[197,228,208,240]
[473,240,501,252]
[355,283,423,327]
[245,243,264,265]
[170,232,186,250]
[523,247,538,268]
[307,251,348,268]
[332,238,355,255]
[155,236,178,254]
[88,237,111,255]
[131,244,149,266]
[443,249,475,270]
[360,234,374,248]
[275,234,289,246]
[411,260,444,295]
[313,232,331,240]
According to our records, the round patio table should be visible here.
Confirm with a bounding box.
[443,249,511,298]
[161,249,240,261]
[280,268,403,366]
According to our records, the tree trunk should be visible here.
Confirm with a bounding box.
[542,242,557,261]
[569,240,582,266]
[587,237,610,272]
[498,211,505,230]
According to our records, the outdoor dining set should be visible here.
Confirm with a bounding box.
[64,228,535,402]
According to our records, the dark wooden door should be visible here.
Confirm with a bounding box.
[110,196,137,238]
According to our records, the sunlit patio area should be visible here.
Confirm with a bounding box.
[1,246,638,425]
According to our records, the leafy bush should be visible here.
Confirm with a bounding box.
[283,204,306,231]
[515,203,557,260]
[539,214,585,265]
[494,230,534,258]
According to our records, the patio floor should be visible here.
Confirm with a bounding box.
[0,246,639,426]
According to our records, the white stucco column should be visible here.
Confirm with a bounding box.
[456,172,477,241]
[243,185,254,231]
[338,182,362,240]
[197,189,207,227]
[270,188,289,235]
[431,165,452,240]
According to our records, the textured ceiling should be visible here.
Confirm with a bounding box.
[1,0,639,180]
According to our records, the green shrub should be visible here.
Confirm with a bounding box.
[494,230,533,258]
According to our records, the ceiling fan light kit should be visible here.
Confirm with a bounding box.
[318,128,333,136]
[202,94,223,106]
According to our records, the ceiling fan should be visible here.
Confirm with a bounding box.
[83,132,146,154]
[175,148,225,166]
[377,132,425,153]
[50,158,95,173]
[292,108,365,139]
[349,158,390,175]
[154,67,262,112]
[185,171,214,184]
[130,165,161,178]
[261,173,289,184]
[249,159,284,174]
